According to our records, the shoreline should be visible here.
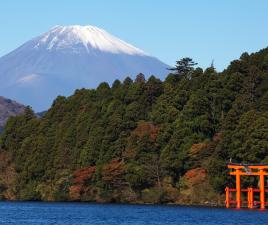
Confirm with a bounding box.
[2,199,268,210]
[0,199,224,208]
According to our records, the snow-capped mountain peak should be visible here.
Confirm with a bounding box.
[33,25,146,55]
[0,24,168,111]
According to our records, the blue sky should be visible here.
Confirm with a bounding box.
[0,0,268,71]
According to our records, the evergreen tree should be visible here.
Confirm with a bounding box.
[169,57,197,79]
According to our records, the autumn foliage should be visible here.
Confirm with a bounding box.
[184,167,206,184]
[69,166,96,200]
[131,122,159,141]
[73,166,96,185]
[102,159,126,187]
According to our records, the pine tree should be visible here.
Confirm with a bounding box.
[169,57,197,79]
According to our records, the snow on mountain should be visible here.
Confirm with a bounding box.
[34,25,146,55]
[0,25,169,111]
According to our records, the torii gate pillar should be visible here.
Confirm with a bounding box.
[235,169,241,208]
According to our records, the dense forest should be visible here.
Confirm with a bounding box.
[0,47,267,205]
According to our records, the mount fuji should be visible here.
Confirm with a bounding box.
[0,25,169,111]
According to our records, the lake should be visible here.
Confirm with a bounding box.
[0,202,267,225]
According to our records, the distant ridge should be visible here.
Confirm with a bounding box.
[0,96,26,130]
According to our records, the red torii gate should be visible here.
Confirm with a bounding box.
[225,163,268,209]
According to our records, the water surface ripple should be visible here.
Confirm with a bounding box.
[0,202,267,225]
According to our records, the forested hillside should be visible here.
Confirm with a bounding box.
[0,48,267,204]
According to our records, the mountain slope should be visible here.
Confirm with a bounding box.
[0,25,169,111]
[0,96,25,131]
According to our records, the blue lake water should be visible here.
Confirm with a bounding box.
[0,202,268,225]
